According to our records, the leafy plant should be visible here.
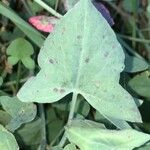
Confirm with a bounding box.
[16,0,149,149]
[0,96,37,132]
[0,0,150,149]
[0,125,19,150]
[6,38,35,69]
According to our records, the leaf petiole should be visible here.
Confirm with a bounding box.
[59,92,78,147]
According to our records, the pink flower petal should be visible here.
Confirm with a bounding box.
[29,15,59,32]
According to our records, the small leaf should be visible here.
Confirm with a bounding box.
[7,56,19,65]
[7,38,35,69]
[0,96,37,132]
[7,38,34,58]
[0,110,11,126]
[124,54,149,73]
[65,120,150,150]
[17,0,141,122]
[122,0,138,13]
[0,124,19,150]
[22,57,35,69]
[16,118,42,145]
[128,71,150,98]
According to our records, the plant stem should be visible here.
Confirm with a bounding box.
[34,0,62,18]
[55,0,59,11]
[16,61,21,93]
[39,104,47,150]
[59,92,78,147]
[67,92,78,124]
[3,78,28,87]
[118,34,150,44]
[50,127,64,146]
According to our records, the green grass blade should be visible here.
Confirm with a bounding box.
[0,2,45,47]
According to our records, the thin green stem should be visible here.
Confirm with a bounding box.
[16,61,21,93]
[117,37,144,59]
[39,104,47,150]
[55,0,59,10]
[50,127,64,146]
[59,92,78,147]
[67,92,78,124]
[3,78,28,87]
[118,34,150,44]
[34,0,62,18]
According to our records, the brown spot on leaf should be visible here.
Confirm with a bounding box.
[60,88,65,94]
[77,35,82,39]
[53,88,58,92]
[85,58,90,63]
[104,52,109,57]
[49,59,54,64]
[62,27,65,34]
[112,45,116,49]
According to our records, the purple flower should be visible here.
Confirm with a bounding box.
[93,1,114,26]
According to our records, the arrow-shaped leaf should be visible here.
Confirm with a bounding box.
[17,0,141,122]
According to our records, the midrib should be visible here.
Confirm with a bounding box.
[74,1,88,91]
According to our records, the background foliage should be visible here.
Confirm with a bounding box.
[0,0,150,150]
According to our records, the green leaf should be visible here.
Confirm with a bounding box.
[7,38,34,58]
[124,54,149,73]
[0,96,37,132]
[46,107,64,143]
[7,56,19,65]
[128,71,150,98]
[65,120,150,150]
[0,76,3,86]
[0,124,19,150]
[64,0,79,10]
[0,2,45,47]
[22,57,35,69]
[17,0,141,122]
[17,118,42,145]
[7,38,35,69]
[122,0,138,13]
[138,144,150,150]
[63,144,77,150]
[0,110,11,126]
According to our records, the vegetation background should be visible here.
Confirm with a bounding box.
[0,0,150,149]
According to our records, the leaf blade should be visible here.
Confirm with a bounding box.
[17,0,141,122]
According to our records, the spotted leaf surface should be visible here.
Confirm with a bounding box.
[17,0,141,122]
